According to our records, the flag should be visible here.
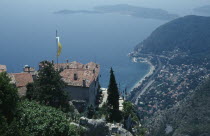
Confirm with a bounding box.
[56,37,62,56]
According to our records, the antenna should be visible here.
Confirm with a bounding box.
[56,30,58,70]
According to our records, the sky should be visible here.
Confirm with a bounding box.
[1,0,210,16]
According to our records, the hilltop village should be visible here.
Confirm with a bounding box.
[1,60,143,136]
[0,61,101,109]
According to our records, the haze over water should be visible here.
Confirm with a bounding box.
[0,0,210,91]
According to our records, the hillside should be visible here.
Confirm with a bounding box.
[135,15,210,62]
[145,79,210,136]
[130,15,210,136]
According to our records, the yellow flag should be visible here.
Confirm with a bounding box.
[57,41,62,56]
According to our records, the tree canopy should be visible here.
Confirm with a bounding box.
[0,72,19,122]
[26,61,69,111]
[15,100,84,136]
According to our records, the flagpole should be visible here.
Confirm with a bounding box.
[56,30,58,70]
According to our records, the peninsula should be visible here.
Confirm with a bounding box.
[54,4,179,20]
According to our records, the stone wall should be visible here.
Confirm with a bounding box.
[65,86,89,102]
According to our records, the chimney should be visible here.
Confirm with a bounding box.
[74,73,78,80]
[83,80,86,87]
[23,65,30,73]
[27,67,30,73]
[52,60,54,65]
[66,60,69,69]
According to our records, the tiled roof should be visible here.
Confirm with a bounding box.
[54,61,84,70]
[58,61,100,87]
[0,65,7,72]
[10,73,33,87]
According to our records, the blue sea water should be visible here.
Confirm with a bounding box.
[0,0,168,91]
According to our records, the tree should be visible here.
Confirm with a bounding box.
[26,61,69,111]
[16,100,84,136]
[107,68,119,109]
[0,72,19,122]
[107,68,121,122]
[87,105,95,119]
[122,101,139,130]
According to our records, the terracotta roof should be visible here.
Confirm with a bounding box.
[10,73,33,87]
[58,61,100,87]
[0,65,7,72]
[54,61,84,70]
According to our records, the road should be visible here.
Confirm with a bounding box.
[131,57,162,105]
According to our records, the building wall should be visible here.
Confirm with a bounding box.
[18,86,27,97]
[65,86,89,102]
[65,77,99,106]
[88,78,99,106]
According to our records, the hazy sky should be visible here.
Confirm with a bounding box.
[1,0,210,16]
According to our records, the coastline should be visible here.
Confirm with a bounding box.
[130,57,155,91]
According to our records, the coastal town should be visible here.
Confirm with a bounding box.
[129,48,210,119]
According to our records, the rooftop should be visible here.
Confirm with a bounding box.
[56,61,100,87]
[10,73,33,87]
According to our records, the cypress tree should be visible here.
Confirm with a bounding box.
[107,68,122,122]
[107,68,119,110]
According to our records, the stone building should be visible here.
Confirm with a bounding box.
[55,61,100,106]
[10,72,34,97]
[0,65,7,73]
[9,65,35,97]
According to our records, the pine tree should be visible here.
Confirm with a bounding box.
[107,68,119,109]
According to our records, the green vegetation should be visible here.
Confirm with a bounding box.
[26,61,70,111]
[107,68,122,122]
[107,68,120,110]
[0,72,28,136]
[0,64,142,135]
[0,69,83,135]
[122,101,146,135]
[123,101,139,125]
[16,100,84,136]
[0,72,19,122]
[86,104,95,119]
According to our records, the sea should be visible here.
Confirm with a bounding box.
[0,0,209,91]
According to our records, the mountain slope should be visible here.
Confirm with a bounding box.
[145,79,210,136]
[135,15,210,58]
